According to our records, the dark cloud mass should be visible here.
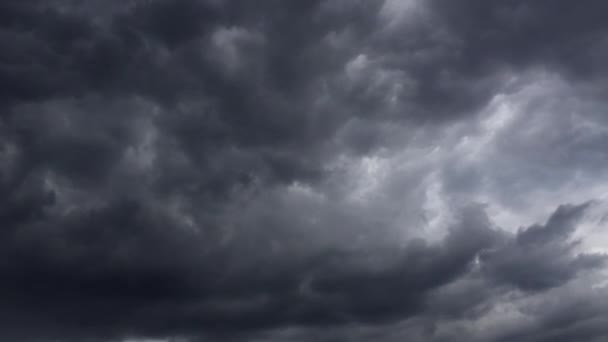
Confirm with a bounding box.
[1,1,608,341]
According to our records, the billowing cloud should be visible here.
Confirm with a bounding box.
[1,1,608,341]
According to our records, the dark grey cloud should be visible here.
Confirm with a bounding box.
[0,196,497,340]
[480,203,606,291]
[1,1,608,341]
[429,0,608,80]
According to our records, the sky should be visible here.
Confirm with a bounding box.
[1,1,608,341]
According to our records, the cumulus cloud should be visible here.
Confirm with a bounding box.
[1,1,608,341]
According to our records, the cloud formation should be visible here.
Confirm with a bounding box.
[1,1,608,341]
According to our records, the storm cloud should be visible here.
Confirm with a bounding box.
[1,1,608,341]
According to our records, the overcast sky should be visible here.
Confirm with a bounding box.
[1,1,608,341]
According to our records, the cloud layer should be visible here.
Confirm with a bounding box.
[1,1,608,341]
